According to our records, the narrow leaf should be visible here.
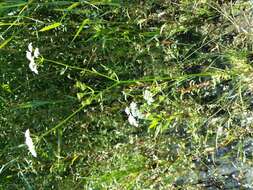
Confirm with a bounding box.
[11,100,72,110]
[71,19,90,42]
[0,22,24,26]
[0,36,13,49]
[39,22,61,32]
[149,118,159,129]
[0,3,26,9]
[67,2,80,10]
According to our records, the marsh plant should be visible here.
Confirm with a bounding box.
[1,0,253,189]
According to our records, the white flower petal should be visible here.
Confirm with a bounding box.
[129,102,143,119]
[26,51,33,61]
[143,90,154,105]
[7,11,16,16]
[125,107,130,115]
[25,129,37,157]
[129,102,138,117]
[28,43,33,52]
[130,102,137,110]
[29,60,38,74]
[128,114,138,127]
[26,43,40,74]
[136,111,144,119]
[34,48,40,58]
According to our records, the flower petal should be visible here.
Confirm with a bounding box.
[26,51,33,61]
[29,60,38,74]
[28,43,33,52]
[34,48,40,58]
[25,129,37,157]
[143,90,154,105]
[125,107,130,115]
[129,102,143,119]
[128,114,138,127]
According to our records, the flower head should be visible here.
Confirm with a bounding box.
[25,129,37,157]
[125,102,143,127]
[26,43,40,74]
[129,102,143,118]
[143,90,154,105]
[128,114,138,127]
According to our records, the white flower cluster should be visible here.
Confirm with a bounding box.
[125,102,143,127]
[143,90,154,105]
[26,43,40,74]
[25,129,37,157]
[125,90,155,127]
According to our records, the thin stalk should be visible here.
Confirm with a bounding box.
[44,58,118,82]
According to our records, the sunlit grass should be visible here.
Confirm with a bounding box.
[1,0,253,189]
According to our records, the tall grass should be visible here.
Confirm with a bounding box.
[1,0,253,189]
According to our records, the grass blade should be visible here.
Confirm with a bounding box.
[71,18,90,42]
[0,36,13,49]
[39,22,61,32]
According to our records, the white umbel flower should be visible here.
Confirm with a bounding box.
[25,129,37,157]
[128,114,138,127]
[125,102,143,127]
[34,48,40,58]
[28,59,38,75]
[129,102,143,119]
[28,43,33,52]
[143,90,154,105]
[26,43,40,74]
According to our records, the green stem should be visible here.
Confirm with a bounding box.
[38,62,234,140]
[38,82,119,140]
[44,58,118,82]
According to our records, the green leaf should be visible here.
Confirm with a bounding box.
[0,36,13,49]
[71,18,90,42]
[39,22,61,32]
[149,118,160,129]
[67,2,80,10]
[11,100,72,110]
[1,83,12,93]
[0,2,26,9]
[0,22,24,26]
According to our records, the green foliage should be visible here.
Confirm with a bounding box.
[1,0,253,189]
